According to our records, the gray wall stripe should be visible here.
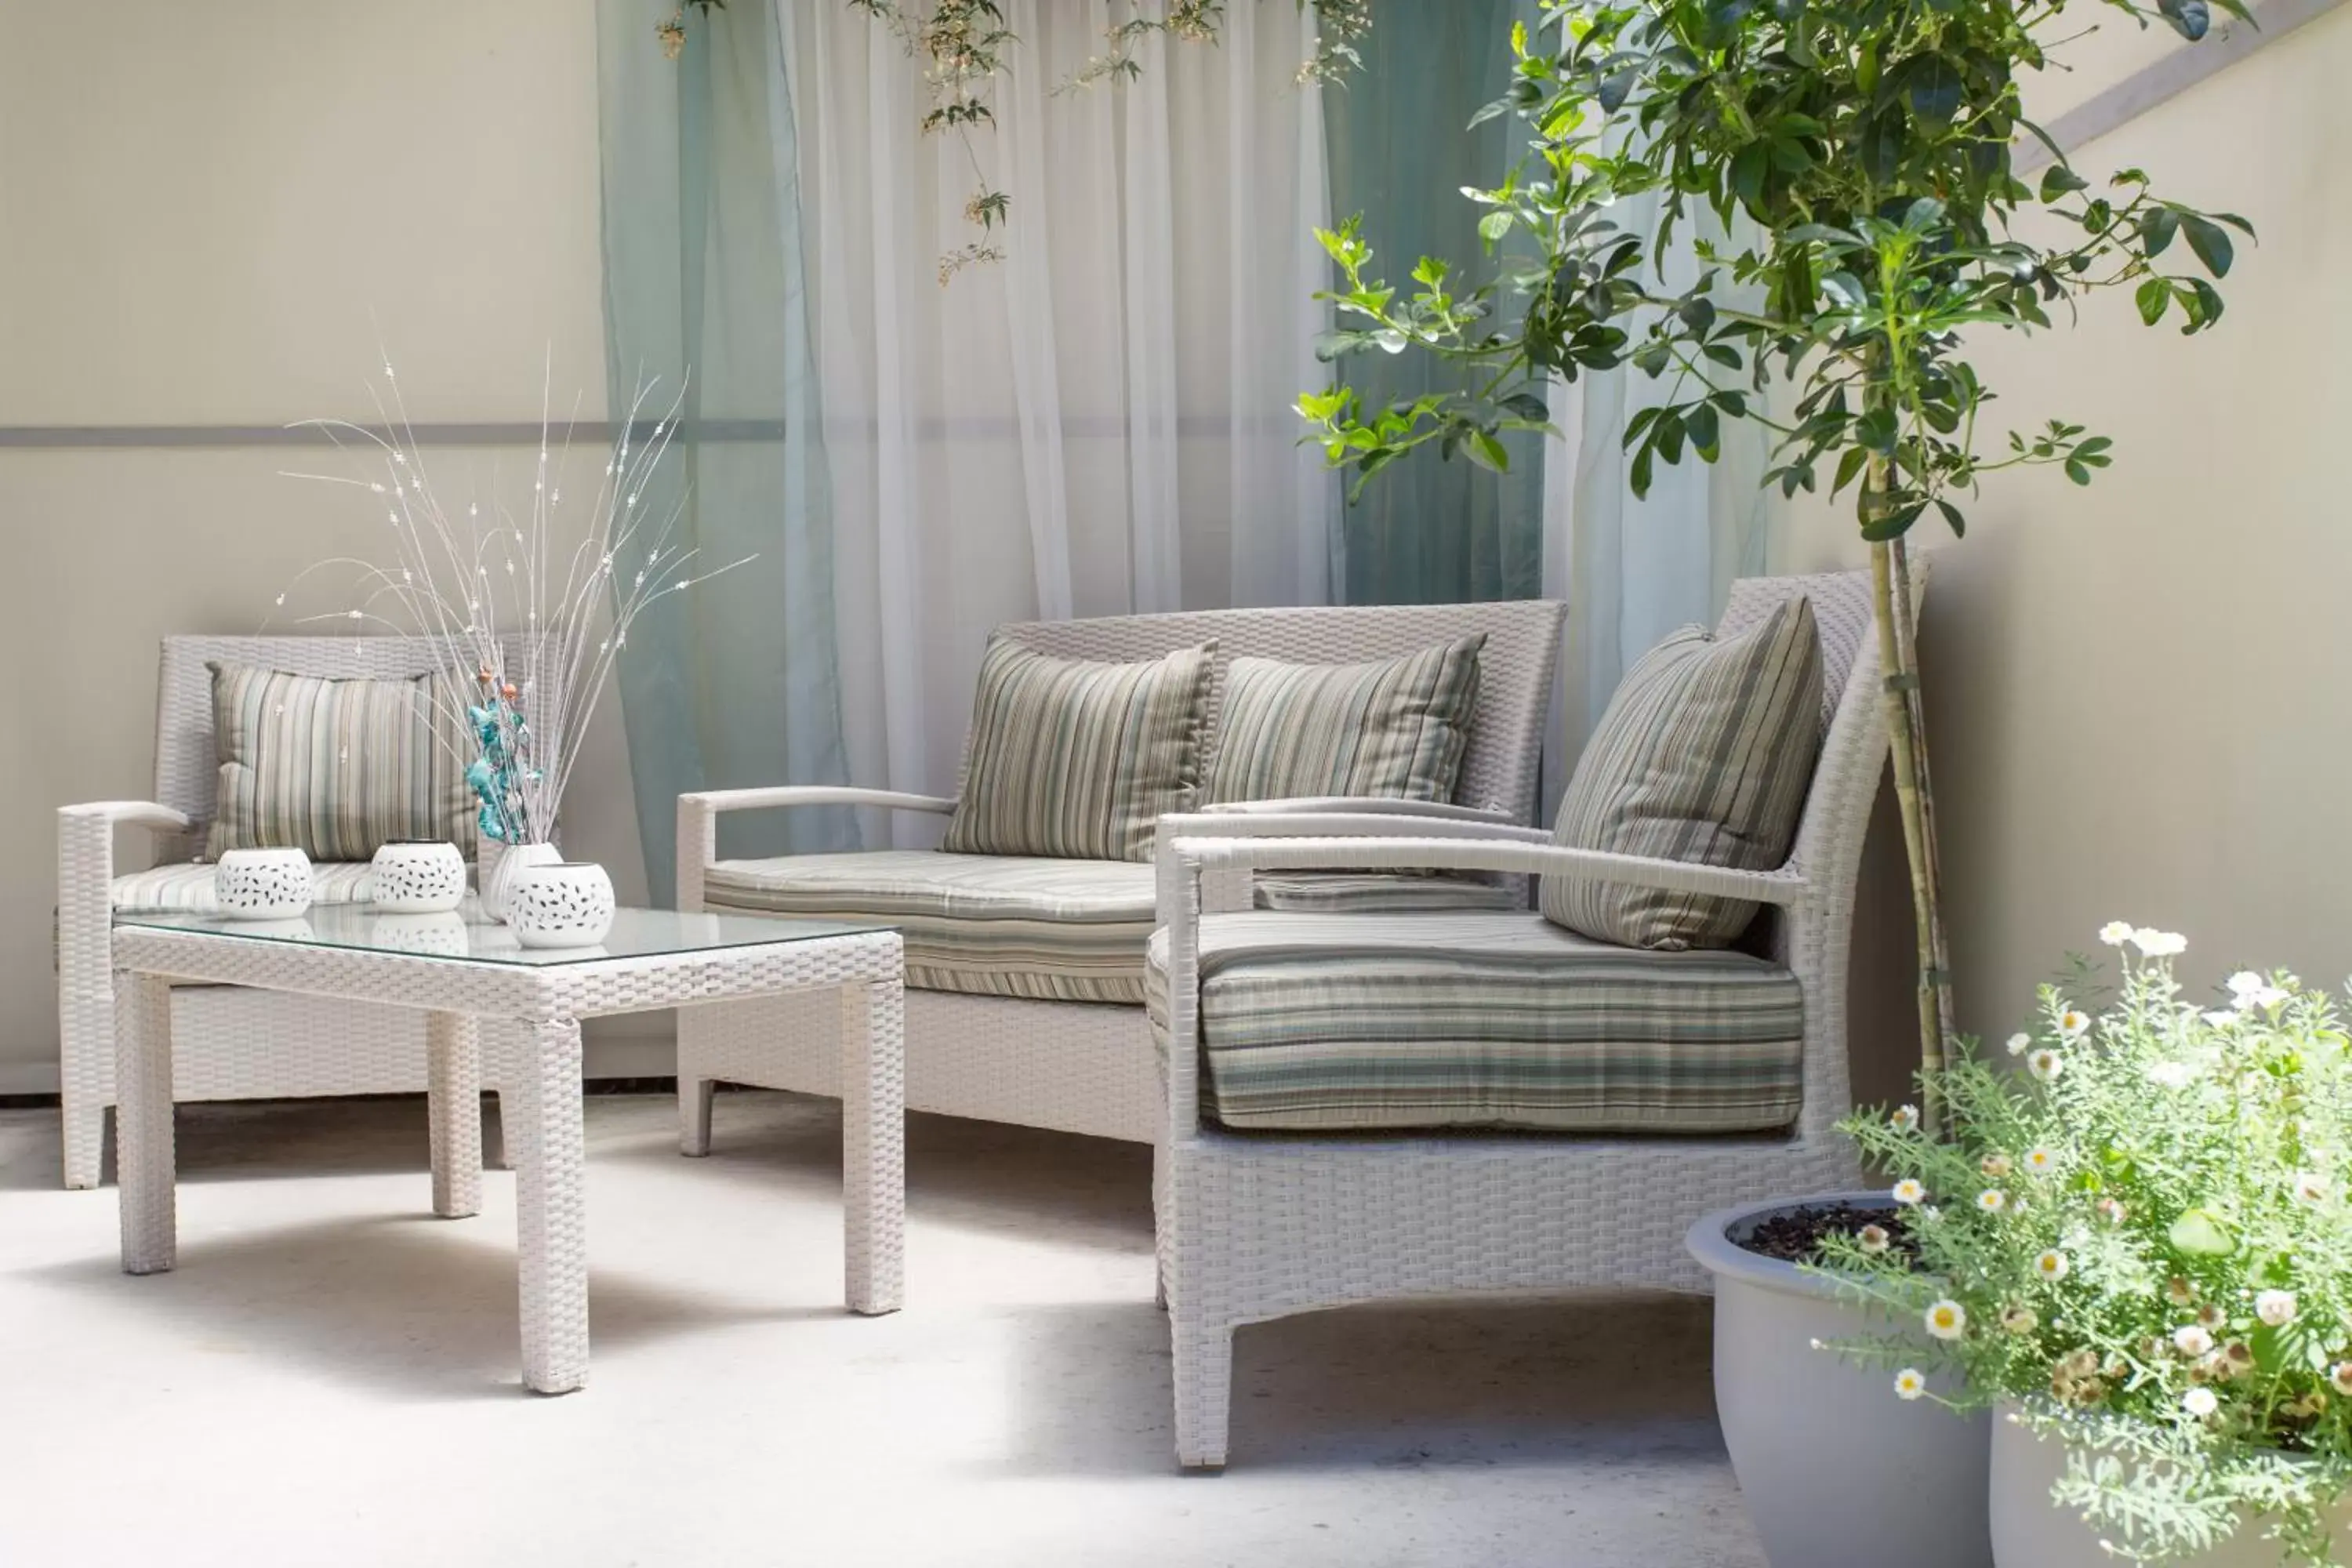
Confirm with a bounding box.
[2,0,2336,456]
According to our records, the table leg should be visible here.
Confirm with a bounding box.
[426,1012,482,1219]
[839,977,905,1316]
[114,973,176,1276]
[507,1015,588,1394]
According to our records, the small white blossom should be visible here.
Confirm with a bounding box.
[2149,1060,2198,1089]
[1857,1224,1892,1254]
[2005,1032,2032,1057]
[2174,1325,2215,1358]
[2099,920,2136,946]
[2183,1387,2219,1419]
[2257,1290,2299,1328]
[1893,1368,1928,1401]
[2035,1250,2071,1282]
[1925,1299,1967,1341]
[1977,1189,2007,1213]
[2057,1009,2092,1040]
[2028,1048,2065,1084]
[1892,1179,1926,1207]
[2132,928,2187,958]
[2228,971,2290,1013]
[2024,1147,2056,1175]
[1889,1104,1920,1134]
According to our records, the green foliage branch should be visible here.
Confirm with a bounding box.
[1298,0,2250,1105]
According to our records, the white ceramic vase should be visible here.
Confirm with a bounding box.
[478,838,561,924]
[212,848,314,920]
[1686,1195,1994,1568]
[506,861,616,949]
[1991,1399,2349,1566]
[368,839,468,913]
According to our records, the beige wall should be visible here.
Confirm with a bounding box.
[1774,2,2352,1065]
[0,1,649,1091]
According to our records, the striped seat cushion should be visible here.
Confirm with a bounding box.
[1541,596,1821,951]
[1205,637,1485,805]
[111,861,379,913]
[205,662,477,864]
[1145,911,1805,1133]
[942,639,1215,863]
[702,851,1519,1006]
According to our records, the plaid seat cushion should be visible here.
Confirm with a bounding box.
[1204,637,1485,806]
[703,852,1518,1007]
[1145,911,1805,1133]
[205,662,477,863]
[941,639,1215,862]
[1541,596,1821,951]
[111,860,379,913]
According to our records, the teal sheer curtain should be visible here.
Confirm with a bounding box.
[1323,0,1543,605]
[597,0,854,903]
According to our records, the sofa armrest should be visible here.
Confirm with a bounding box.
[674,786,958,912]
[1198,796,1519,826]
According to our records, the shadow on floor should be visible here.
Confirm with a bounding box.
[0,1095,511,1192]
[993,1292,1729,1478]
[24,1210,837,1403]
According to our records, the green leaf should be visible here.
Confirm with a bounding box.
[2157,0,2212,38]
[2180,213,2234,278]
[2140,205,2179,260]
[1934,498,1966,537]
[2136,277,2170,325]
[1860,499,1924,542]
[1597,65,1640,112]
[2064,459,2091,485]
[1466,430,1511,472]
[1858,107,1906,185]
[2168,1208,2236,1257]
[1831,445,1870,495]
[1498,390,1552,423]
[2038,164,2089,201]
[1687,401,1721,455]
[1904,56,1963,127]
[1678,296,1718,336]
[1478,210,1515,245]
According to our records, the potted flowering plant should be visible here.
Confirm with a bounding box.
[1827,926,2352,1566]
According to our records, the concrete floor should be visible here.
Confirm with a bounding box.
[0,1092,1766,1567]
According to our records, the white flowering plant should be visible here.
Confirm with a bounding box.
[1823,926,2352,1563]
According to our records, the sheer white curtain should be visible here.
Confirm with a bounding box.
[779,0,1334,829]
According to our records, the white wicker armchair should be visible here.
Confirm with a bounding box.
[1148,568,1904,1468]
[676,601,1567,1148]
[55,635,516,1189]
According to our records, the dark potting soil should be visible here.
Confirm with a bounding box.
[1737,1200,1921,1266]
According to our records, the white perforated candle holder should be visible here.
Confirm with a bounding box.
[368,840,467,913]
[212,848,314,920]
[506,862,616,949]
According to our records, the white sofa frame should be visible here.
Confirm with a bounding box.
[55,635,522,1189]
[674,601,1568,1149]
[1149,568,1904,1467]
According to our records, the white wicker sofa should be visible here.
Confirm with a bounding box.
[56,635,513,1190]
[1148,568,1899,1466]
[675,601,1567,1148]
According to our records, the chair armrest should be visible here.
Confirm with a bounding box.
[1168,833,1808,907]
[60,801,192,835]
[1198,796,1519,827]
[57,802,194,978]
[674,786,958,912]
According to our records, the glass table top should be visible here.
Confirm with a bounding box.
[113,899,891,967]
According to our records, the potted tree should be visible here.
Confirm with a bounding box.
[1299,0,2246,1560]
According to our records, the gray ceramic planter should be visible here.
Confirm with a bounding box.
[1688,1193,1994,1568]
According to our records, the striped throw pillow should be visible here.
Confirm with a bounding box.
[204,662,477,863]
[1540,596,1821,950]
[942,638,1215,862]
[1204,636,1486,805]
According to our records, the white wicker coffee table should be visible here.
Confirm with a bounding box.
[107,903,905,1394]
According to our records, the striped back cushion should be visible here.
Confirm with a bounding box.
[942,638,1215,862]
[1205,636,1486,805]
[204,662,477,862]
[1540,597,1821,950]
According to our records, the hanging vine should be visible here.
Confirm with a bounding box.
[660,1,1373,282]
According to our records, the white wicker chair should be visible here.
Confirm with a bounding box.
[55,635,516,1189]
[675,601,1568,1148]
[1149,568,1903,1468]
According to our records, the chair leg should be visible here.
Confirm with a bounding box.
[61,1096,107,1191]
[678,1076,716,1156]
[1171,1311,1236,1471]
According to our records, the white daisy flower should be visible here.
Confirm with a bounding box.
[2098,921,2135,946]
[1893,1368,1928,1401]
[2228,971,2289,1012]
[2183,1387,2219,1419]
[2131,928,2187,958]
[1857,1224,1892,1254]
[2024,1147,2056,1175]
[2057,1009,2092,1040]
[2027,1048,2064,1083]
[1892,1179,1926,1206]
[2034,1250,2071,1282]
[2148,1060,2198,1089]
[2257,1290,2299,1327]
[2332,1363,2352,1396]
[2202,1011,2238,1029]
[1889,1104,1920,1134]
[2005,1032,2033,1057]
[1977,1189,2007,1213]
[2174,1324,2215,1358]
[2295,1172,2331,1206]
[1925,1299,1967,1341]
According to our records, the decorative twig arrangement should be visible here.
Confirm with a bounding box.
[274,361,751,846]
